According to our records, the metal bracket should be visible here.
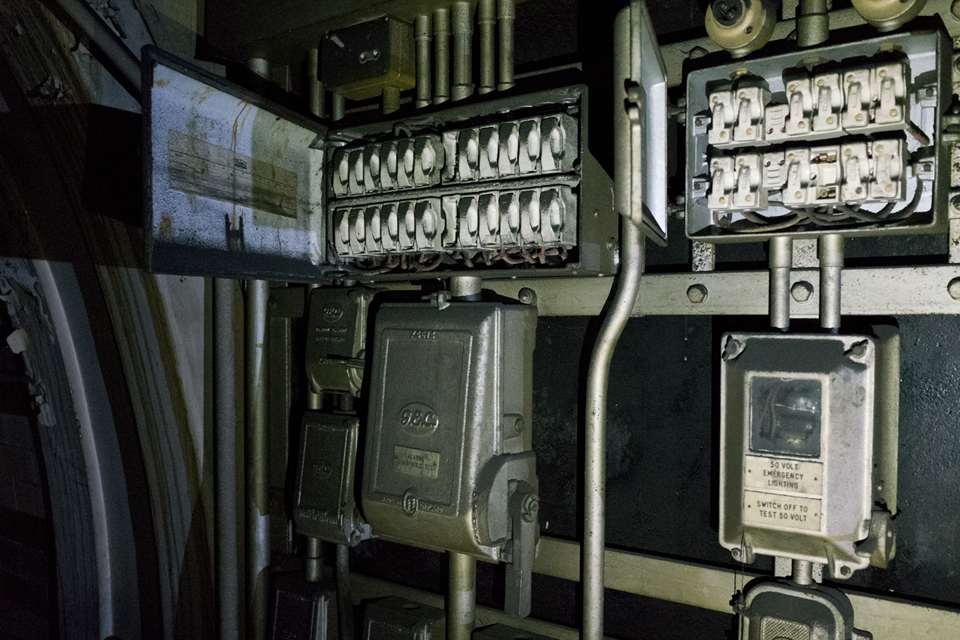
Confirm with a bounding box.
[504,480,539,618]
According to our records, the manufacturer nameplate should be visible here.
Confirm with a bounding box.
[744,490,822,532]
[392,446,440,479]
[744,455,823,496]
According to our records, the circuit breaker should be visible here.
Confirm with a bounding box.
[719,331,899,578]
[361,295,539,616]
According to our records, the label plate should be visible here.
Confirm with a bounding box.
[744,490,822,532]
[744,455,823,496]
[392,446,440,479]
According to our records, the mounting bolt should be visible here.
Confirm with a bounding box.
[686,284,708,304]
[520,494,539,522]
[840,565,851,577]
[732,547,742,559]
[791,280,814,303]
[518,287,537,305]
[951,195,960,212]
[948,277,960,301]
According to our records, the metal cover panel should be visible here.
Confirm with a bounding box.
[143,47,328,280]
[719,333,881,577]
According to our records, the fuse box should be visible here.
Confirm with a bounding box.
[685,28,949,241]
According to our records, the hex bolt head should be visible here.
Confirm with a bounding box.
[791,280,814,303]
[948,277,960,301]
[687,284,708,304]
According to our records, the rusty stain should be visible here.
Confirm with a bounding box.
[158,214,174,240]
[155,78,168,87]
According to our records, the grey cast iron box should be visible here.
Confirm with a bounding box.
[361,300,537,560]
[719,331,899,579]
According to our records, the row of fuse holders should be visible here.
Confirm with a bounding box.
[707,59,908,149]
[708,138,907,211]
[331,114,578,197]
[334,186,577,256]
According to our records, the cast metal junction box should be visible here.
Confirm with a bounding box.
[360,299,539,612]
[719,332,899,578]
[294,412,371,546]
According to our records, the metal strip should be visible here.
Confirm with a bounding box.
[350,538,959,640]
[484,266,960,316]
[532,538,960,640]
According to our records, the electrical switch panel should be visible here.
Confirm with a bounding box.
[325,84,616,279]
[361,298,540,617]
[719,332,899,578]
[685,29,948,240]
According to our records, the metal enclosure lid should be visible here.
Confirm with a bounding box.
[143,46,329,281]
[614,0,669,244]
[361,301,537,560]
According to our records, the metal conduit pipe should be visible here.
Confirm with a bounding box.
[447,551,477,640]
[214,278,239,640]
[307,49,324,118]
[337,544,355,640]
[451,2,474,101]
[305,537,322,582]
[245,57,271,640]
[50,0,141,99]
[478,0,496,94]
[382,86,401,115]
[585,11,647,637]
[798,0,830,48]
[415,15,433,108]
[245,279,270,640]
[769,237,793,331]
[332,93,346,121]
[792,559,814,586]
[583,221,643,640]
[819,234,844,332]
[497,0,516,91]
[434,8,451,104]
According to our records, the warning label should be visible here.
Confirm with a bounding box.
[745,455,823,496]
[744,490,822,532]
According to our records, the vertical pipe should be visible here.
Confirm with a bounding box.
[246,279,270,640]
[215,278,239,640]
[769,237,793,331]
[332,93,346,121]
[245,57,271,640]
[792,559,814,586]
[451,2,474,101]
[478,0,496,94]
[797,0,829,48]
[447,551,476,640]
[307,49,324,118]
[819,234,843,332]
[585,10,646,639]
[382,86,401,114]
[415,15,433,108]
[305,536,322,582]
[497,0,516,91]
[337,544,355,640]
[434,8,451,105]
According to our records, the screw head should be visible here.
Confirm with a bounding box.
[732,548,742,559]
[687,284,708,304]
[791,280,814,303]
[521,495,540,522]
[948,277,960,301]
[840,566,851,577]
[518,287,537,305]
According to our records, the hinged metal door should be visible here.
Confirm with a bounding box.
[143,46,329,281]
